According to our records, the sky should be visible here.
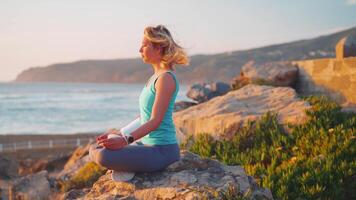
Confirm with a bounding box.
[1,0,356,82]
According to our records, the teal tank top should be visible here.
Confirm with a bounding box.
[139,71,179,145]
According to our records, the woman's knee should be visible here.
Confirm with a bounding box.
[94,149,110,167]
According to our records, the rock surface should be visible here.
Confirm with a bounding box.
[11,170,50,200]
[174,84,310,142]
[174,101,198,112]
[58,188,91,200]
[294,57,356,104]
[56,143,92,181]
[75,150,273,200]
[0,155,18,179]
[186,82,231,103]
[336,35,356,60]
[230,71,251,90]
[18,155,70,176]
[241,61,298,87]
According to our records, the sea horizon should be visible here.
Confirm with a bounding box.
[0,82,191,135]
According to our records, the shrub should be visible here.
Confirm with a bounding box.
[60,162,107,192]
[184,96,356,200]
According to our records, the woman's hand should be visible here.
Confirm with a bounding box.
[96,129,122,145]
[97,136,128,150]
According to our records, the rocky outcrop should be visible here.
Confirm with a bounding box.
[10,170,50,200]
[75,150,273,200]
[58,188,91,200]
[186,82,231,103]
[18,159,50,176]
[336,35,356,60]
[0,156,18,179]
[174,84,310,142]
[241,61,298,87]
[230,71,251,90]
[18,155,70,176]
[294,36,356,105]
[294,57,356,104]
[63,143,91,171]
[174,101,198,112]
[57,143,92,181]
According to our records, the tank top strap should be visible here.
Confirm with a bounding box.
[152,70,177,87]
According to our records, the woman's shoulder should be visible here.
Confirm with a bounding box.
[154,71,178,84]
[153,71,178,93]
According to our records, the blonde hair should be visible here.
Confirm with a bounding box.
[144,25,189,68]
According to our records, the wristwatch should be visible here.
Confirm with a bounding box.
[127,135,135,144]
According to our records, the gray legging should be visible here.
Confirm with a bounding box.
[88,142,180,173]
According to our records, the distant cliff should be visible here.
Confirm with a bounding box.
[15,27,356,84]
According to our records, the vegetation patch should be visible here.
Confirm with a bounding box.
[182,96,355,200]
[60,162,107,192]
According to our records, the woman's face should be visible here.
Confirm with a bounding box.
[139,37,162,64]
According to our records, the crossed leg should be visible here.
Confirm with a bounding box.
[88,143,180,173]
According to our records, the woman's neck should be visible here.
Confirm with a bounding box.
[152,63,173,75]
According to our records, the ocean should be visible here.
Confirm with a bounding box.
[0,82,190,135]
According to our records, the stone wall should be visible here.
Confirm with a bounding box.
[294,57,356,104]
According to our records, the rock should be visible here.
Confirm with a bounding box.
[17,154,69,176]
[59,188,91,200]
[241,61,298,87]
[231,71,251,90]
[18,159,49,176]
[11,170,50,200]
[57,142,93,181]
[57,155,90,182]
[336,35,356,60]
[186,82,210,103]
[78,150,273,200]
[170,171,198,185]
[63,143,91,171]
[174,84,310,142]
[46,154,72,172]
[210,82,231,95]
[252,189,274,200]
[186,82,231,103]
[341,102,356,113]
[294,57,356,105]
[0,155,18,179]
[174,101,198,112]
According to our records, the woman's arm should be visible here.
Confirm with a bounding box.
[120,117,141,135]
[130,73,176,141]
[97,115,140,140]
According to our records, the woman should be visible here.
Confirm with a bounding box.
[89,25,189,181]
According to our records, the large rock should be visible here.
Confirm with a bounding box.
[336,35,356,60]
[18,155,70,176]
[57,142,92,181]
[0,155,18,179]
[231,71,251,90]
[187,82,231,103]
[11,170,50,200]
[76,150,273,200]
[58,188,91,200]
[241,61,298,87]
[63,143,91,171]
[294,57,356,104]
[174,101,198,112]
[174,84,310,142]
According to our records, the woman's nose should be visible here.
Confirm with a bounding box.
[139,46,143,53]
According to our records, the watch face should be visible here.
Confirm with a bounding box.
[128,136,134,143]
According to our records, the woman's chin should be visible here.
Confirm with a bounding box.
[142,58,150,64]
